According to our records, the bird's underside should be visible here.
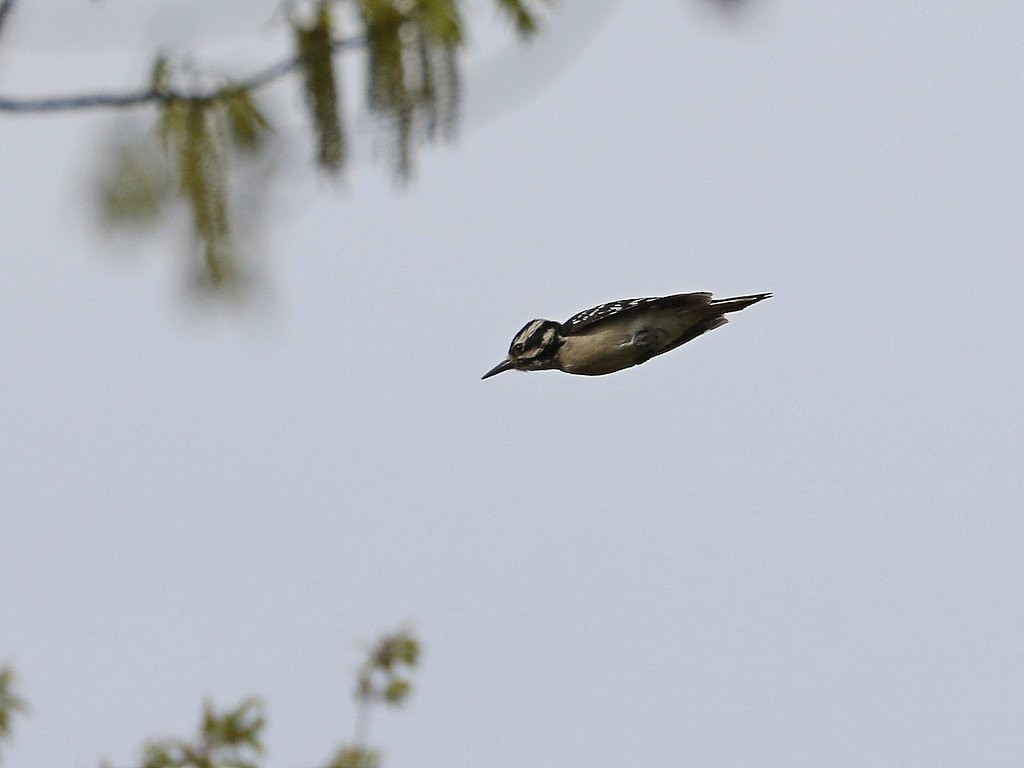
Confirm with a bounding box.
[556,307,729,375]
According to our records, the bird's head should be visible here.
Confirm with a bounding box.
[481,319,563,379]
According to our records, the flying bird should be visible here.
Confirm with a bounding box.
[482,291,771,378]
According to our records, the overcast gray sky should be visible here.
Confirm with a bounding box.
[2,1,1023,767]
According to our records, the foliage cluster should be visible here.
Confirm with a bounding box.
[86,0,545,293]
[0,665,27,764]
[0,628,420,768]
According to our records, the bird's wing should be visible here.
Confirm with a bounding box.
[561,292,713,333]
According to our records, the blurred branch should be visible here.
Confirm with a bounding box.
[2,0,543,295]
[0,35,365,114]
[0,0,15,43]
[494,0,545,38]
[0,664,28,764]
[130,697,265,768]
[113,629,419,768]
[295,6,346,173]
[326,628,420,768]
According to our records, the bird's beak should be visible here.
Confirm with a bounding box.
[481,358,514,380]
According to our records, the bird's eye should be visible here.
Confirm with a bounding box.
[512,343,525,355]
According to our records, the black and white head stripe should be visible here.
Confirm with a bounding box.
[509,319,561,359]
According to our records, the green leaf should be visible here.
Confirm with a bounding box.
[382,677,411,705]
[221,87,271,153]
[0,665,27,760]
[413,0,463,45]
[139,743,175,768]
[174,100,236,288]
[201,697,265,752]
[327,747,380,768]
[97,135,175,228]
[150,55,172,93]
[157,98,191,154]
[392,635,419,666]
[368,630,420,672]
[359,0,407,115]
[358,0,463,180]
[137,698,263,768]
[294,4,346,173]
[493,0,545,38]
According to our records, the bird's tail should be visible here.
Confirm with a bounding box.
[709,292,772,314]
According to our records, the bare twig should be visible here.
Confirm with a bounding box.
[0,35,365,113]
[351,693,373,752]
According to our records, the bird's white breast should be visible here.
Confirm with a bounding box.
[557,309,703,375]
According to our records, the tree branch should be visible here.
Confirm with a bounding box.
[0,34,365,114]
[0,0,16,44]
